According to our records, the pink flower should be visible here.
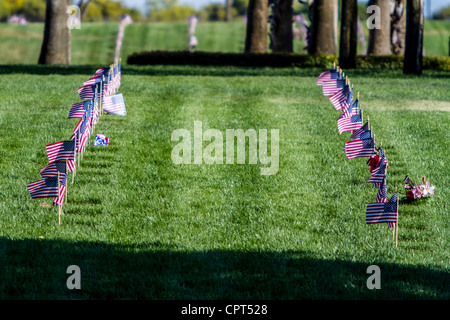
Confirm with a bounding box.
[421,181,435,197]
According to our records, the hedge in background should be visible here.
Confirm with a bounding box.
[127,51,450,71]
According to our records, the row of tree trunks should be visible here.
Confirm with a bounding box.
[38,0,424,75]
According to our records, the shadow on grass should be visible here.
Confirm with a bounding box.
[0,237,448,299]
[0,65,449,79]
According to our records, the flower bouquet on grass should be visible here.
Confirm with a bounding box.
[403,175,435,202]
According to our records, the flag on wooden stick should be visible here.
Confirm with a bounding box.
[366,192,398,225]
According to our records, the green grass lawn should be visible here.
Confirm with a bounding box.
[0,65,448,299]
[0,19,449,65]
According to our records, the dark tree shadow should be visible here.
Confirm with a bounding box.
[0,64,448,79]
[0,237,448,300]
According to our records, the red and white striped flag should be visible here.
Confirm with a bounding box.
[337,112,363,135]
[366,192,397,225]
[344,138,375,159]
[46,141,75,163]
[27,177,59,199]
[40,161,74,178]
[77,85,95,100]
[53,173,67,206]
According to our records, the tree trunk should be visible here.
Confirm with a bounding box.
[245,0,268,53]
[38,0,71,65]
[404,0,424,74]
[309,0,338,55]
[339,0,357,68]
[226,0,233,22]
[391,0,406,55]
[367,0,391,55]
[269,0,293,53]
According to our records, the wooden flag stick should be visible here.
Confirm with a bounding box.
[395,186,399,248]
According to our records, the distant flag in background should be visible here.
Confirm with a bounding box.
[46,140,75,163]
[344,138,375,159]
[102,93,126,116]
[27,176,59,199]
[114,15,133,64]
[337,111,363,135]
[366,192,397,226]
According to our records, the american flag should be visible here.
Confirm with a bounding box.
[337,111,363,135]
[367,162,387,186]
[27,176,59,199]
[330,85,351,111]
[46,140,75,163]
[339,99,359,120]
[68,101,91,119]
[53,173,67,206]
[378,147,389,167]
[79,117,92,150]
[344,138,375,159]
[322,78,345,97]
[40,161,72,178]
[93,68,105,78]
[376,179,387,203]
[70,130,82,152]
[77,84,95,100]
[317,68,338,86]
[368,147,389,173]
[103,93,126,116]
[366,192,397,225]
[83,74,103,87]
[350,121,369,140]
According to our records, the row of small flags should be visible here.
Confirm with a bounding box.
[317,63,399,247]
[27,60,127,225]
